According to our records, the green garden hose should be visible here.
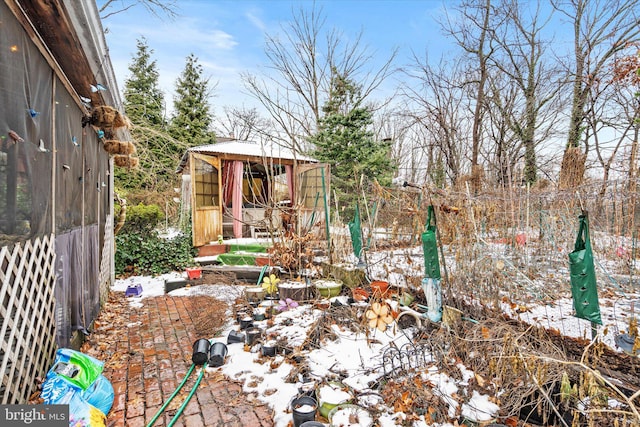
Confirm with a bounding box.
[145,363,196,427]
[257,265,268,286]
[166,363,208,427]
[146,338,214,427]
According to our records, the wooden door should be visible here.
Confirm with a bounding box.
[190,153,222,246]
[295,163,330,236]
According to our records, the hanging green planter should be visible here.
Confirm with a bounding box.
[349,204,363,262]
[568,213,602,325]
[421,205,442,322]
[422,205,441,279]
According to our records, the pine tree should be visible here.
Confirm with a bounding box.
[169,54,215,146]
[310,72,395,217]
[118,38,183,198]
[123,37,165,127]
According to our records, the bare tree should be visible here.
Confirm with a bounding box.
[484,74,521,185]
[554,0,640,188]
[403,56,469,186]
[371,106,430,185]
[242,4,397,154]
[214,106,272,142]
[440,0,501,191]
[488,0,562,185]
[98,0,178,21]
[591,47,640,222]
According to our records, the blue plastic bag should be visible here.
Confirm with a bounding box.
[41,349,114,419]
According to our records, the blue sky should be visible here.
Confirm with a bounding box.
[98,0,447,114]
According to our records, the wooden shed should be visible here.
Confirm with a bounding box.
[176,139,330,247]
[1,0,125,403]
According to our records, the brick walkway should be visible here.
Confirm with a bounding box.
[85,294,274,427]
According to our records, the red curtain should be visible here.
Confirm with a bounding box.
[232,161,243,238]
[222,161,234,208]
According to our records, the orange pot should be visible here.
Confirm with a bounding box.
[370,280,389,297]
[352,287,369,302]
[254,256,272,267]
[186,267,202,280]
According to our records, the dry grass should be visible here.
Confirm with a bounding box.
[188,295,229,338]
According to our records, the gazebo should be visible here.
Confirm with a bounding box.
[176,139,330,247]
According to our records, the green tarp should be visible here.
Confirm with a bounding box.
[568,214,602,325]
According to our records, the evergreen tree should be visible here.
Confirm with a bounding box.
[118,38,183,199]
[310,72,395,217]
[169,54,215,146]
[123,37,165,127]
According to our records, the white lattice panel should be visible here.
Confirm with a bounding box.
[99,214,113,305]
[0,235,57,403]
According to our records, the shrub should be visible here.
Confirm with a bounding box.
[119,203,164,234]
[115,227,196,276]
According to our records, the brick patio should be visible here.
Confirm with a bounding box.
[85,294,275,427]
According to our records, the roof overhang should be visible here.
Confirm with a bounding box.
[176,140,317,174]
[7,0,122,109]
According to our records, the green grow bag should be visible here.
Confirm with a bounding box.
[568,214,602,325]
[349,204,363,259]
[421,205,441,279]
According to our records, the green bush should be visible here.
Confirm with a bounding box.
[115,228,196,276]
[119,203,164,234]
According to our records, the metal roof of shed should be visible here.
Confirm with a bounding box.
[176,139,316,173]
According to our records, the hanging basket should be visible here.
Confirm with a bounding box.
[103,139,136,156]
[114,155,139,169]
[91,106,131,130]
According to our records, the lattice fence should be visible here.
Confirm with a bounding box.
[99,214,113,305]
[0,235,57,404]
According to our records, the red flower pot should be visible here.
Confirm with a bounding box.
[186,267,202,280]
[369,281,389,298]
[352,287,369,302]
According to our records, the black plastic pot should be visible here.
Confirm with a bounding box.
[227,330,245,344]
[298,380,317,398]
[291,395,317,427]
[299,422,324,427]
[208,342,228,367]
[261,342,277,357]
[192,339,211,365]
[239,317,254,330]
[245,327,262,346]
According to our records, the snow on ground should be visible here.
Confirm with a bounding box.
[112,236,639,426]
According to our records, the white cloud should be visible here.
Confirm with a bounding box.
[246,9,267,32]
[208,29,238,50]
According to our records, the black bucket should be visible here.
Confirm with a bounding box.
[192,339,211,365]
[208,342,228,367]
